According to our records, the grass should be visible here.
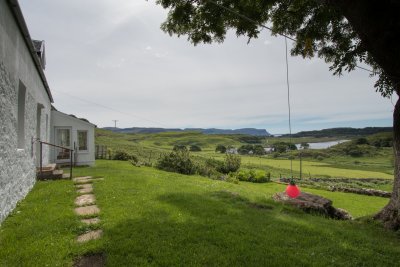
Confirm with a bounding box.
[96,129,394,182]
[0,180,103,266]
[1,160,398,266]
[239,156,393,179]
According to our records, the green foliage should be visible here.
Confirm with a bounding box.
[238,144,265,155]
[218,154,241,174]
[355,137,369,145]
[215,144,227,153]
[113,150,138,162]
[157,1,396,96]
[300,142,310,149]
[189,145,202,151]
[368,132,393,148]
[156,150,196,175]
[238,144,253,154]
[234,169,271,183]
[272,142,297,153]
[173,145,187,151]
[237,135,264,144]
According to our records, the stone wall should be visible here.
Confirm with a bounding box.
[0,0,52,224]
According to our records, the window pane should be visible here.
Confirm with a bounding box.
[78,131,88,151]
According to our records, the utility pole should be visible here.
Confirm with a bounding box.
[112,120,118,128]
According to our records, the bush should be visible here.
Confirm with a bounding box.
[215,144,227,153]
[234,169,270,183]
[355,137,369,145]
[113,151,138,162]
[156,150,195,175]
[238,144,254,155]
[218,154,241,174]
[173,145,187,151]
[225,173,239,184]
[189,145,202,152]
[236,169,250,181]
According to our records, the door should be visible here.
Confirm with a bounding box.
[55,127,72,163]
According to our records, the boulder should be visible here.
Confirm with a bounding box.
[273,192,352,220]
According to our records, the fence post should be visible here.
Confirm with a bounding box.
[70,149,73,179]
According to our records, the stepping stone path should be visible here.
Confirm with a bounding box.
[75,194,96,206]
[77,229,103,243]
[72,176,104,245]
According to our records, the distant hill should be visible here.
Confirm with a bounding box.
[283,127,392,138]
[102,127,271,136]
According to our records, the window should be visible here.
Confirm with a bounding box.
[17,81,26,149]
[78,130,88,151]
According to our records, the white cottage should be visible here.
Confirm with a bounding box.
[0,0,95,223]
[51,108,95,166]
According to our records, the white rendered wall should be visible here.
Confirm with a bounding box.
[0,0,52,223]
[51,110,95,166]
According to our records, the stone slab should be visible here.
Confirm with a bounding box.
[77,229,103,243]
[77,187,93,194]
[81,217,101,225]
[76,184,93,190]
[75,205,100,216]
[73,176,93,182]
[75,194,96,206]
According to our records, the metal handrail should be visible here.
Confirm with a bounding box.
[38,140,74,179]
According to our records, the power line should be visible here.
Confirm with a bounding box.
[53,90,168,127]
[285,37,293,178]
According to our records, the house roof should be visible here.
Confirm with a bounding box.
[6,0,54,103]
[51,106,97,127]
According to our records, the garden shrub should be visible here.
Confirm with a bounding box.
[113,151,138,162]
[173,145,187,151]
[189,145,202,152]
[235,169,270,183]
[218,154,241,174]
[215,144,227,153]
[156,150,196,175]
[225,173,239,184]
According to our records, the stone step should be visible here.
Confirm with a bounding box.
[37,168,64,180]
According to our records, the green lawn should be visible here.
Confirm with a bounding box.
[1,160,398,266]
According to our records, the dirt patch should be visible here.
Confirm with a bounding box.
[74,253,105,267]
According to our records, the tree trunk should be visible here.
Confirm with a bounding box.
[374,93,400,230]
[328,0,400,229]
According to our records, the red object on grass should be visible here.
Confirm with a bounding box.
[286,184,301,198]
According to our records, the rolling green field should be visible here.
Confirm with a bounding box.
[0,160,397,266]
[96,129,394,181]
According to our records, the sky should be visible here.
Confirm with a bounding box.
[19,0,396,134]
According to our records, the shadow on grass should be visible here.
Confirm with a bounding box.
[101,190,400,266]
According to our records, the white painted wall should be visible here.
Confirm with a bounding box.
[50,110,95,166]
[0,0,52,223]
